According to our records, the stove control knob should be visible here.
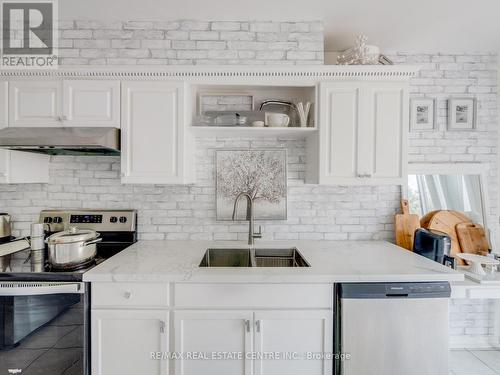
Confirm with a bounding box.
[44,217,53,223]
[119,216,127,223]
[110,216,118,223]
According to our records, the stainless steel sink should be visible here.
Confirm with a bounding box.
[199,248,252,267]
[254,248,310,267]
[199,247,310,268]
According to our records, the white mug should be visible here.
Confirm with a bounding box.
[265,113,290,127]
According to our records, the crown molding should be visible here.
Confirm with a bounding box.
[0,65,420,80]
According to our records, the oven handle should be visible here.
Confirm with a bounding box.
[0,282,84,296]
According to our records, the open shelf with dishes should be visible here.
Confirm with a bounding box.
[189,84,317,136]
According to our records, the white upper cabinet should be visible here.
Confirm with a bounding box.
[63,80,120,127]
[9,80,120,128]
[9,80,62,127]
[314,81,408,185]
[0,81,49,184]
[121,81,193,184]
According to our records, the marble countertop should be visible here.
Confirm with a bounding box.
[83,240,464,283]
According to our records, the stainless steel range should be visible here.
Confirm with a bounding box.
[0,209,137,375]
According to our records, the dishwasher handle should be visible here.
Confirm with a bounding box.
[385,285,410,297]
[340,282,451,299]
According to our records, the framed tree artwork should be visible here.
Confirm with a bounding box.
[216,149,287,220]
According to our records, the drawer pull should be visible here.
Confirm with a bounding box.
[160,320,165,334]
[123,291,131,299]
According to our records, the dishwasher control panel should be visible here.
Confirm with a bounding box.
[341,282,451,299]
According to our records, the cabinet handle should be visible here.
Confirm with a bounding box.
[255,320,262,333]
[159,320,165,334]
[244,319,251,333]
[123,291,131,299]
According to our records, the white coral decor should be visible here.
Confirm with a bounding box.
[337,35,380,65]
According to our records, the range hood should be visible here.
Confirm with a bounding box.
[0,127,120,156]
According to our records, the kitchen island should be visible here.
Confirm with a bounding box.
[84,241,462,375]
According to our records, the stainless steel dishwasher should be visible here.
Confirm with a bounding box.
[336,282,451,375]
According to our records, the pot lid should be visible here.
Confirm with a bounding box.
[47,227,99,244]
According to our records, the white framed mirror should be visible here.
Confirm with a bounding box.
[404,163,491,234]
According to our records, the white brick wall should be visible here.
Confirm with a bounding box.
[390,52,498,230]
[0,139,400,241]
[57,20,324,65]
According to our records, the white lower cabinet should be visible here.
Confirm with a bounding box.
[253,310,332,375]
[174,311,253,375]
[173,310,332,375]
[91,309,169,375]
[91,284,333,375]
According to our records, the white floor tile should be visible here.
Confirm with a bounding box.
[470,350,500,373]
[449,350,498,375]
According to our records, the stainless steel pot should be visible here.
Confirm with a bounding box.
[0,213,11,239]
[46,227,102,268]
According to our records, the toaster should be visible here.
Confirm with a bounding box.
[413,228,452,266]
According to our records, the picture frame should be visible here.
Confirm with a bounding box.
[215,149,287,221]
[447,97,477,131]
[410,98,436,132]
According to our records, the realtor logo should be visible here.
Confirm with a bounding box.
[0,0,58,68]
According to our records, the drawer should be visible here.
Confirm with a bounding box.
[174,283,333,309]
[92,282,169,308]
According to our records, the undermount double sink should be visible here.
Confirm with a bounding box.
[199,247,310,268]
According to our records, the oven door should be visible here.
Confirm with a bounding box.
[0,282,88,375]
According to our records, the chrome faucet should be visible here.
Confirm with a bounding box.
[232,192,262,245]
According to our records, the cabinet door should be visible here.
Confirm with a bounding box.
[318,81,408,185]
[174,311,253,375]
[319,83,361,184]
[359,83,408,184]
[63,80,120,127]
[91,309,169,375]
[9,81,62,127]
[121,81,187,184]
[254,310,332,375]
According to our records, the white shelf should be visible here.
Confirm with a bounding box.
[190,126,317,138]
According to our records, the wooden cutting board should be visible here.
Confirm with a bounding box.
[395,200,420,251]
[456,223,490,256]
[421,210,472,265]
